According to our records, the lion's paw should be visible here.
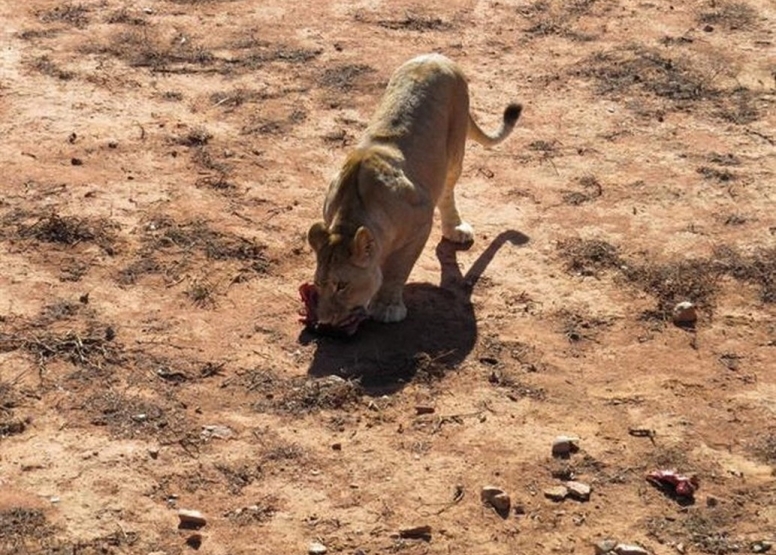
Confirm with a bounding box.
[370,301,407,323]
[443,221,474,244]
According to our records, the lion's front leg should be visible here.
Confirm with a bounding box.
[369,231,429,323]
[370,287,407,323]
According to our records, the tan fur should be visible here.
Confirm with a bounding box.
[308,54,521,326]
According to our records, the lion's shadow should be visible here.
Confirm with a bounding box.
[298,230,529,394]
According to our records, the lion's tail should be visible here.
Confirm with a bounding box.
[467,103,522,148]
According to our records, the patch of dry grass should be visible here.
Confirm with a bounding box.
[39,3,90,28]
[698,0,758,30]
[557,238,623,276]
[27,55,75,80]
[17,213,119,254]
[321,64,375,90]
[575,44,769,123]
[520,0,600,41]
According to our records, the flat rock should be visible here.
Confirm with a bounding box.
[399,525,432,540]
[543,485,569,502]
[178,509,207,528]
[565,480,592,501]
[614,544,649,555]
[200,424,234,440]
[308,541,327,554]
[595,539,619,555]
[481,486,511,511]
[552,435,580,457]
[672,301,697,325]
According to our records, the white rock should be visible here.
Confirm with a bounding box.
[543,485,569,501]
[614,544,649,555]
[565,481,592,501]
[178,509,207,527]
[595,539,618,555]
[200,425,234,440]
[308,541,327,554]
[672,301,697,325]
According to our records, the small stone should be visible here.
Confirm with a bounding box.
[543,485,569,502]
[308,541,327,554]
[752,542,773,554]
[552,435,580,457]
[481,486,511,512]
[178,509,207,528]
[108,140,118,149]
[331,442,342,451]
[415,406,435,415]
[595,539,619,555]
[399,525,432,540]
[565,481,592,501]
[703,24,714,32]
[672,301,697,325]
[71,157,83,166]
[148,447,160,459]
[614,544,650,555]
[200,425,234,440]
[185,534,202,549]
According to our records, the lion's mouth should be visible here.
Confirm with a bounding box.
[298,283,367,337]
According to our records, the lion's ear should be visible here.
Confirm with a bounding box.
[308,222,329,253]
[351,226,375,267]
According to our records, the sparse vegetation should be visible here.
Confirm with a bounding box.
[186,277,217,308]
[17,213,119,254]
[27,55,75,80]
[558,238,623,276]
[575,44,770,123]
[39,3,90,28]
[698,0,758,30]
[373,12,453,31]
[146,218,269,264]
[563,174,603,205]
[321,64,375,90]
[520,0,600,41]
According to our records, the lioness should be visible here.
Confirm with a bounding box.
[305,53,521,334]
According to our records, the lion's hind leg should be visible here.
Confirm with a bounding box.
[439,163,473,244]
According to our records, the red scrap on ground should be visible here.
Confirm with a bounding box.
[299,282,318,328]
[646,469,699,498]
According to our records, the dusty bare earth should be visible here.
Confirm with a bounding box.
[1,0,775,554]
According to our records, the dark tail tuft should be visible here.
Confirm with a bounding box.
[503,103,523,125]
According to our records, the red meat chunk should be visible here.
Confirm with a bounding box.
[646,469,698,498]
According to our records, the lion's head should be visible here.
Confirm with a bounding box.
[307,222,382,333]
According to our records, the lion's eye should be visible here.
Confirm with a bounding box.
[335,281,348,293]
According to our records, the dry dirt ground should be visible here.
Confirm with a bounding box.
[1,0,775,554]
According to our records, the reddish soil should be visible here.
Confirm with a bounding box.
[1,1,775,554]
